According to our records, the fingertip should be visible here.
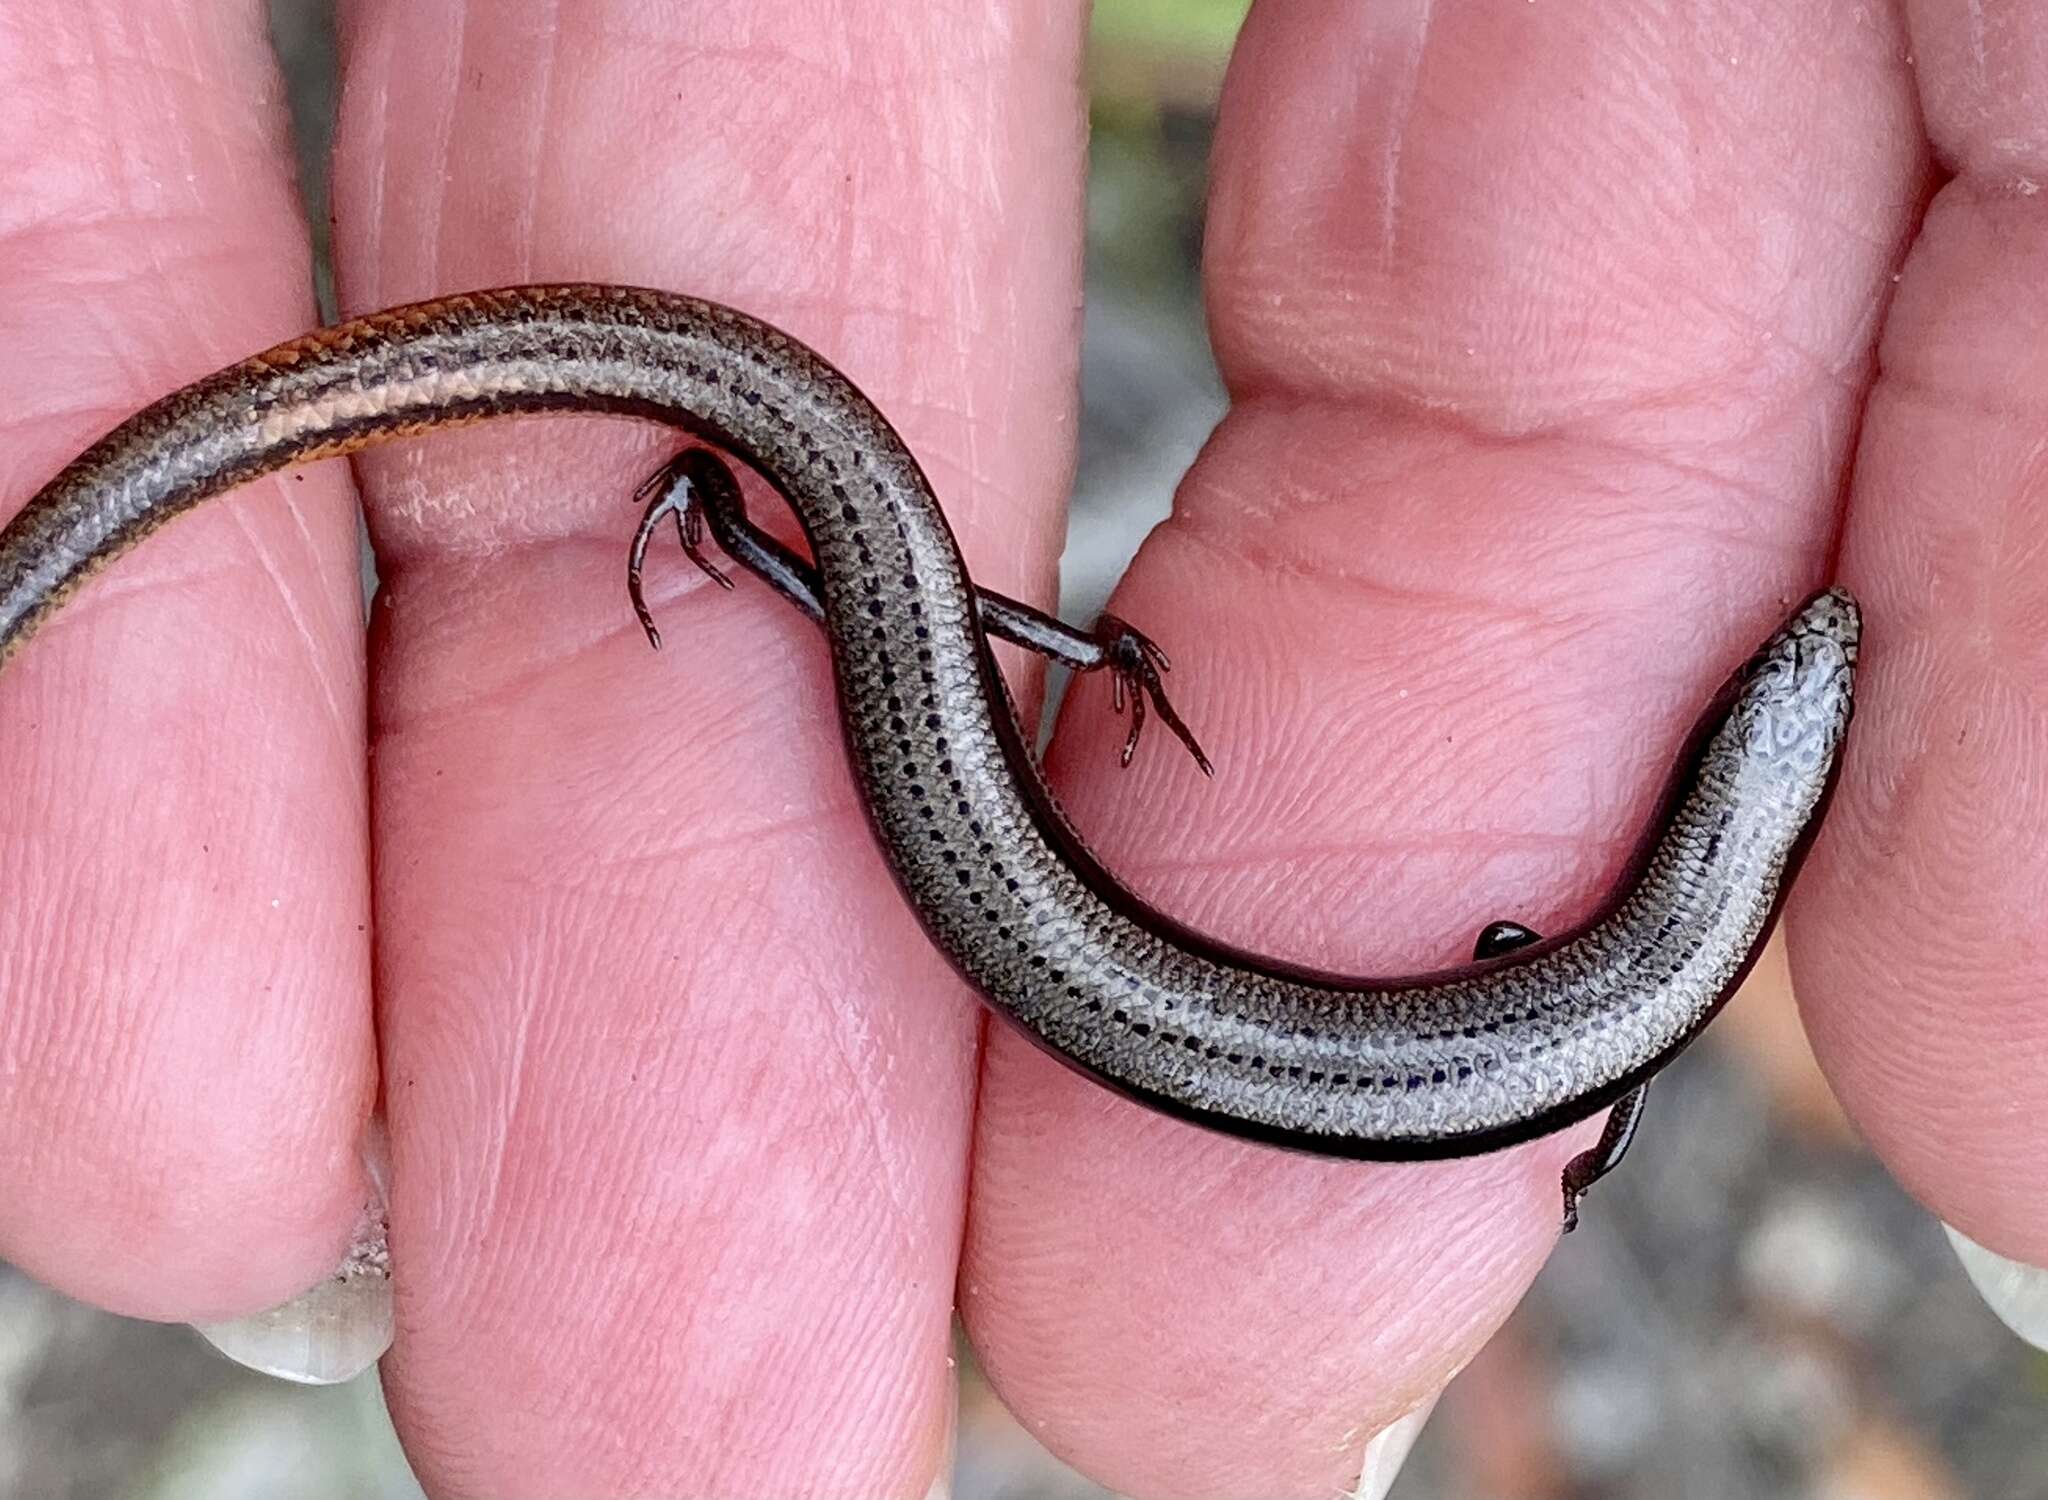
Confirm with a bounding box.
[964,1033,1575,1497]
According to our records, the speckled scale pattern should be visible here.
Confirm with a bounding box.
[0,286,1860,1158]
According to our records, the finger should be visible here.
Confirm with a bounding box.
[0,4,373,1317]
[328,2,1085,1493]
[1790,0,2048,1265]
[962,2,1925,1493]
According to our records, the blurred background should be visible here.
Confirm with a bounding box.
[7,3,2045,1496]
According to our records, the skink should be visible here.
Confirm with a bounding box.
[0,285,1858,1226]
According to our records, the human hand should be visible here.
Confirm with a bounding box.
[2,4,2041,1499]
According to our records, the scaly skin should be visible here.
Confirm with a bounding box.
[0,284,1857,1158]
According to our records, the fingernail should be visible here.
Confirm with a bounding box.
[1944,1222,2048,1352]
[921,1345,958,1500]
[1350,1392,1439,1500]
[193,1123,394,1384]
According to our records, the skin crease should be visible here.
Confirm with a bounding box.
[0,7,2036,1500]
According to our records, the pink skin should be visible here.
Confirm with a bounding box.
[0,1,2036,1497]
